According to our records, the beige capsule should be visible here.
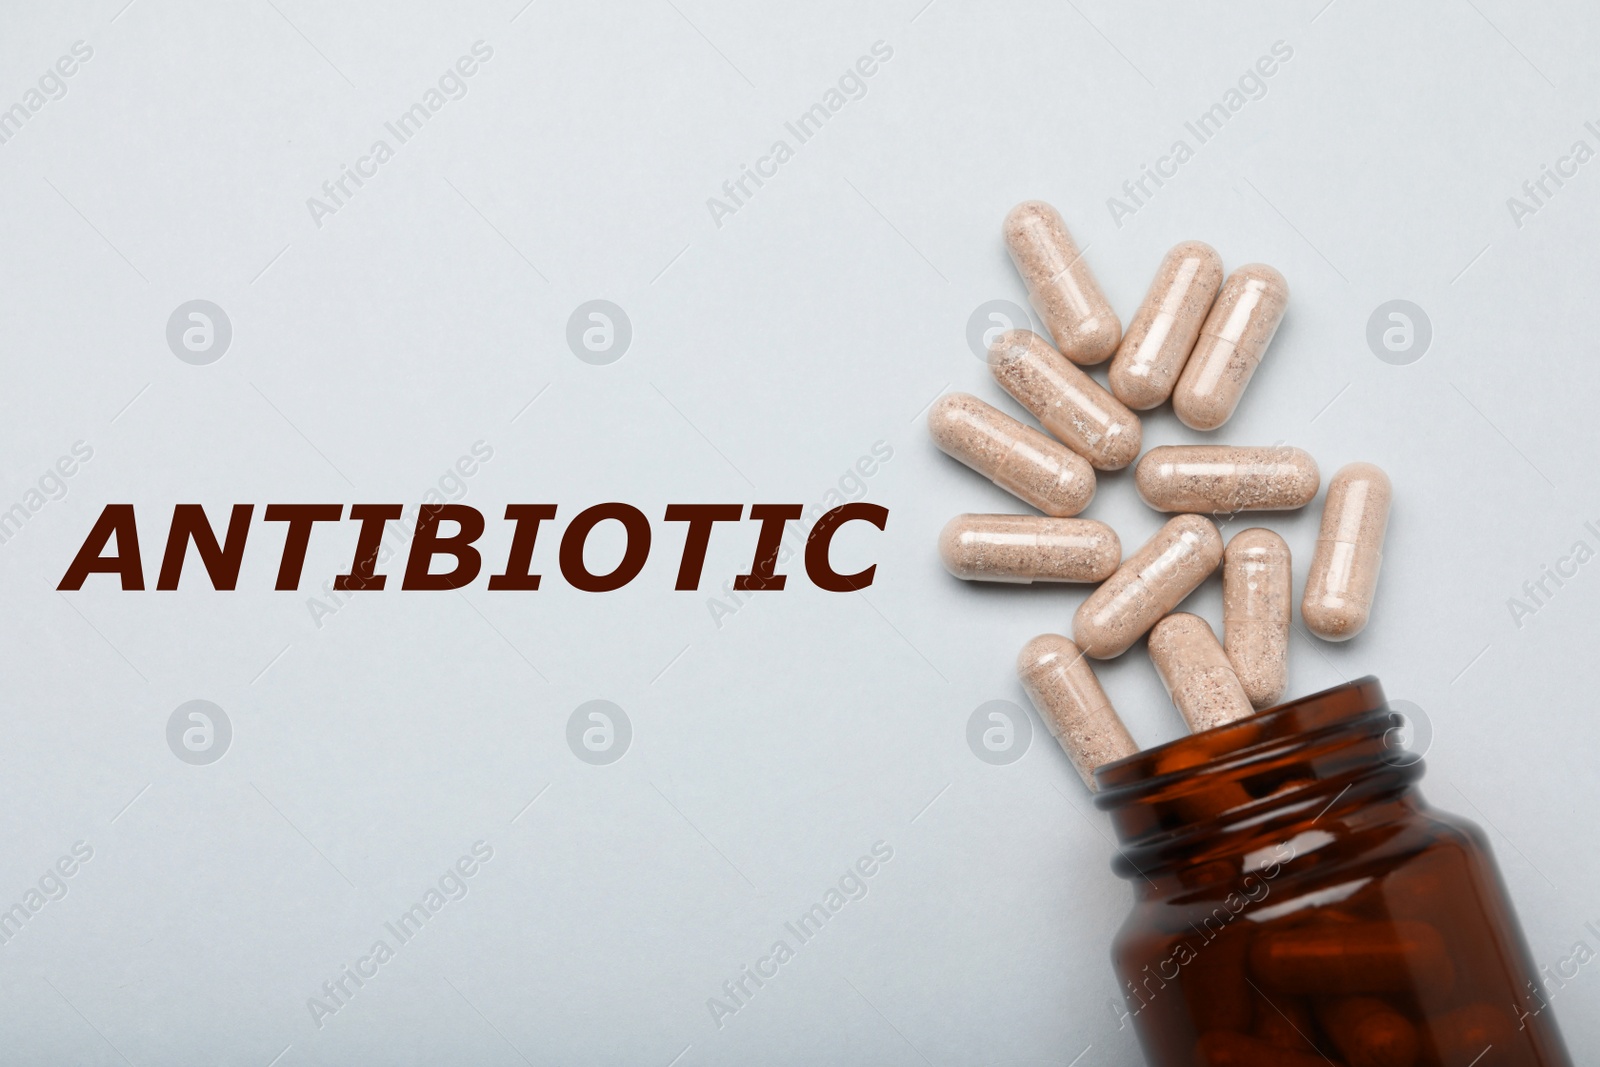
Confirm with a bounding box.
[1108,241,1224,409]
[1003,201,1121,365]
[939,514,1120,584]
[1072,514,1223,659]
[1172,264,1289,430]
[1303,462,1392,641]
[1148,613,1255,733]
[1224,528,1291,709]
[1017,634,1138,789]
[1134,445,1320,514]
[926,393,1096,516]
[989,329,1142,471]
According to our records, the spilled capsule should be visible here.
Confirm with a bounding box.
[927,393,1096,516]
[1303,462,1392,641]
[1072,515,1223,659]
[1223,528,1291,709]
[989,329,1142,471]
[1134,445,1319,514]
[1109,240,1223,409]
[1017,634,1137,789]
[1003,201,1121,365]
[1173,264,1289,430]
[1148,612,1256,733]
[939,515,1119,584]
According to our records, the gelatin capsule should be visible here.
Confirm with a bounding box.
[1109,240,1223,409]
[938,514,1120,584]
[1148,612,1255,732]
[926,392,1096,516]
[1156,752,1255,825]
[1223,528,1291,709]
[1173,264,1289,430]
[1134,445,1320,514]
[1316,996,1421,1067]
[1249,920,1454,997]
[1017,634,1138,789]
[1426,1003,1516,1064]
[1181,920,1254,1031]
[1252,992,1319,1053]
[989,329,1142,471]
[1003,200,1121,365]
[1194,1031,1330,1067]
[1302,462,1392,641]
[1073,515,1222,659]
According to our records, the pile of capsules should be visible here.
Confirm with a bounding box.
[930,200,1392,791]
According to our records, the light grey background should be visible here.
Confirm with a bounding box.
[2,0,1598,1063]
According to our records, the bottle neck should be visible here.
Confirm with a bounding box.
[1093,677,1420,882]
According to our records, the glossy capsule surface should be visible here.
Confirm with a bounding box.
[938,515,1120,584]
[1249,919,1454,997]
[1109,240,1223,409]
[1017,634,1137,789]
[1303,462,1392,641]
[1072,514,1222,659]
[1134,445,1319,514]
[989,329,1142,471]
[1223,528,1291,709]
[1315,996,1421,1067]
[926,393,1095,516]
[1003,201,1121,365]
[1173,264,1289,430]
[1148,612,1255,732]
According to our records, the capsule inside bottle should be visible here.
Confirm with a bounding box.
[1315,996,1421,1067]
[926,393,1096,516]
[1109,240,1223,410]
[938,514,1120,584]
[1249,919,1454,997]
[1194,1031,1329,1067]
[989,329,1142,471]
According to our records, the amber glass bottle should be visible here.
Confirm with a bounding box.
[1093,677,1571,1066]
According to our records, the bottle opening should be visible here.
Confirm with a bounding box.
[1093,677,1419,875]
